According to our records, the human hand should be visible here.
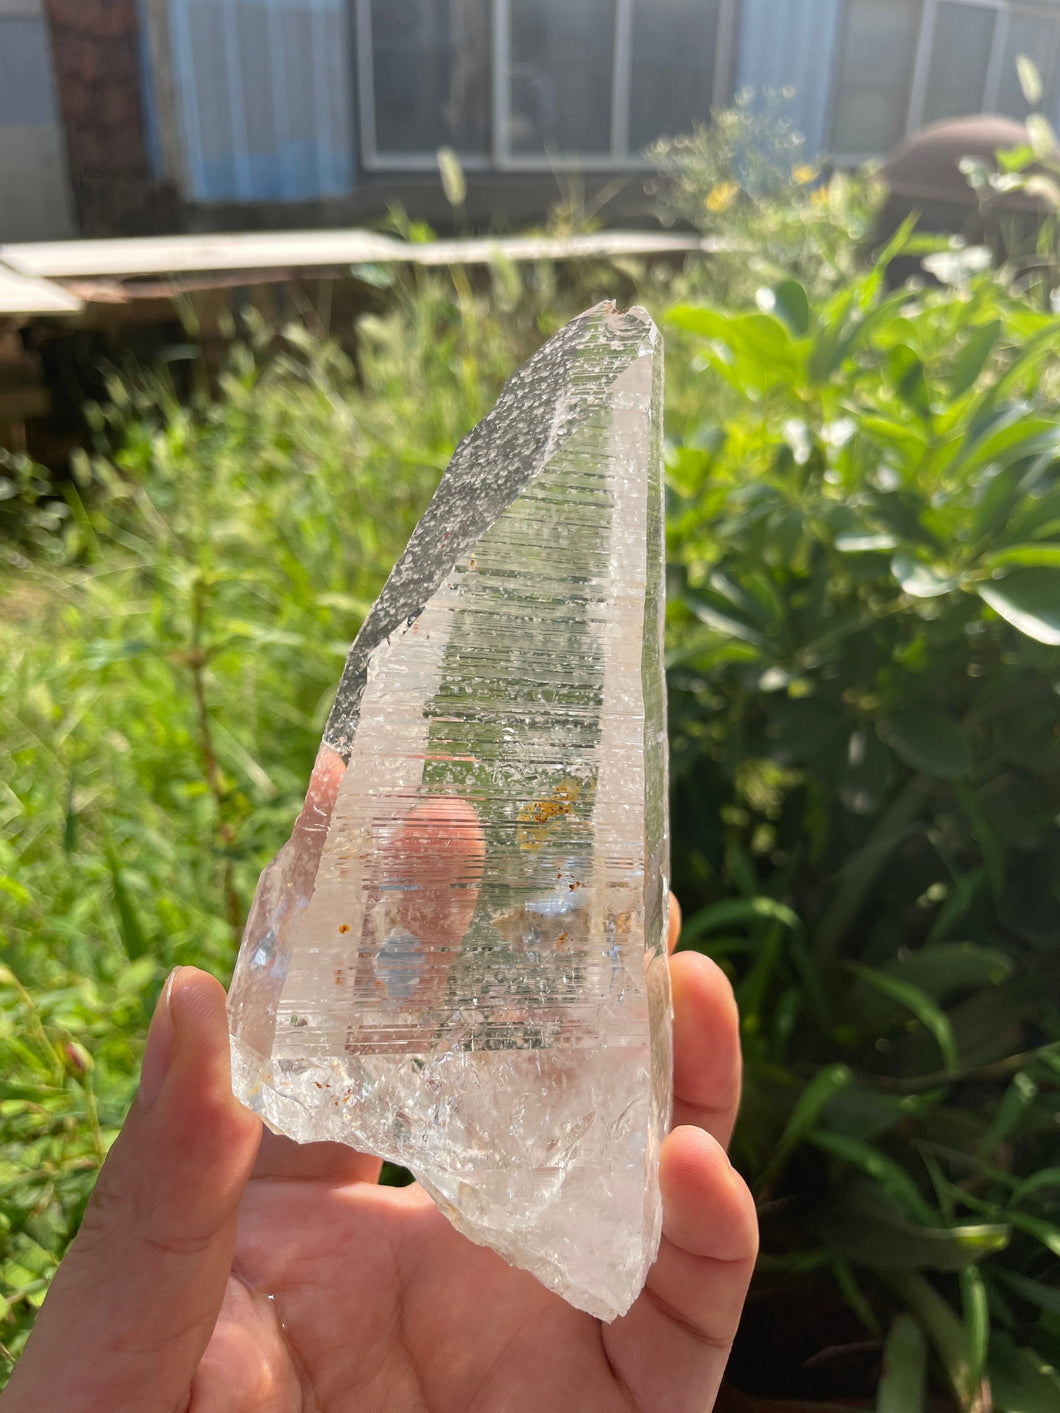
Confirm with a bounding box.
[3,909,756,1413]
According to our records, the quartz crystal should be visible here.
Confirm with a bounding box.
[228,302,671,1321]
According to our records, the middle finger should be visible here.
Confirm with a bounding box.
[668,950,742,1149]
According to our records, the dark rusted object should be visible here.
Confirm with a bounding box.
[875,114,1055,280]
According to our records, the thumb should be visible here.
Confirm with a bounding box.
[3,968,262,1413]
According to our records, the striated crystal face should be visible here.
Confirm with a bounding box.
[228,302,671,1321]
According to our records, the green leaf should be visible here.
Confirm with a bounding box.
[858,413,931,460]
[668,303,725,338]
[997,1270,1060,1320]
[971,463,1029,544]
[984,543,1060,569]
[873,212,924,279]
[835,532,899,553]
[926,869,987,944]
[977,1071,1038,1159]
[811,1130,936,1224]
[756,1064,853,1190]
[1011,1166,1060,1205]
[840,727,896,815]
[883,942,1012,999]
[348,262,397,289]
[888,345,932,419]
[894,1274,990,1409]
[114,955,160,998]
[684,578,773,646]
[973,323,1060,426]
[1002,1212,1060,1259]
[105,848,149,962]
[847,962,960,1072]
[1027,113,1058,158]
[877,1314,928,1413]
[955,781,1005,900]
[978,567,1060,645]
[679,896,801,948]
[820,1186,1009,1271]
[62,773,78,856]
[997,142,1037,174]
[955,411,1059,480]
[960,1266,990,1393]
[955,1189,1060,1257]
[669,306,803,389]
[816,780,929,959]
[82,637,154,669]
[825,1080,934,1144]
[834,1256,883,1335]
[0,874,32,909]
[990,1333,1060,1413]
[811,288,913,381]
[771,279,811,338]
[1008,483,1060,540]
[950,320,1001,398]
[891,553,961,599]
[880,712,973,781]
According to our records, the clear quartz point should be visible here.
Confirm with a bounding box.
[228,301,671,1321]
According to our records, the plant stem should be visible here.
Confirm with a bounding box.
[188,574,243,941]
[814,778,929,961]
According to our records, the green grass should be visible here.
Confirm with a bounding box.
[0,260,706,1366]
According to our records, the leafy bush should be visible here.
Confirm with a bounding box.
[666,246,1060,1409]
[646,89,881,304]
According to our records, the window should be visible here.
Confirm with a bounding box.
[508,0,615,156]
[830,1,1060,159]
[628,0,723,153]
[364,0,491,159]
[995,12,1060,119]
[830,0,923,155]
[913,3,1060,132]
[922,2,998,125]
[357,0,736,170]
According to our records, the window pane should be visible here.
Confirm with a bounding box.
[628,0,721,152]
[922,1,997,126]
[509,0,614,156]
[371,0,491,156]
[830,0,922,154]
[996,15,1060,121]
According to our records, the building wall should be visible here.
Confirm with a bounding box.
[166,0,355,203]
[8,0,1060,237]
[0,0,75,241]
[43,0,177,236]
[735,0,842,159]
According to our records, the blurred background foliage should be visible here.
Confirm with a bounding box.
[668,241,1060,1413]
[1,109,1058,1412]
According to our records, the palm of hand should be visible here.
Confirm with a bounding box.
[204,1162,636,1411]
[3,940,755,1413]
[193,940,756,1413]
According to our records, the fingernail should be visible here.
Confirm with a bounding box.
[139,968,180,1108]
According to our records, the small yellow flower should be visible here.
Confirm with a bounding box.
[811,185,831,207]
[792,163,819,185]
[705,179,740,213]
